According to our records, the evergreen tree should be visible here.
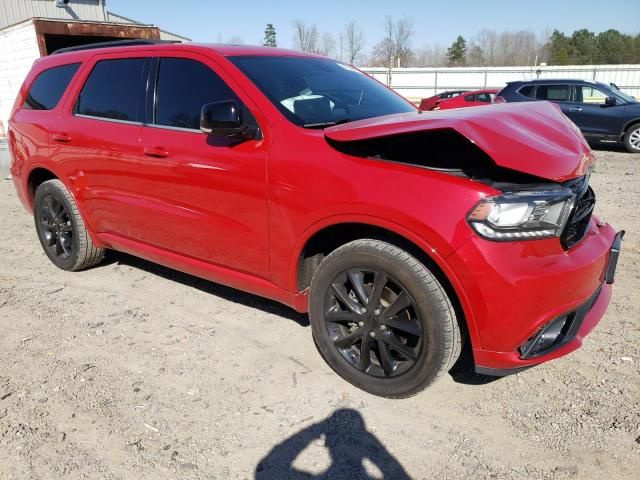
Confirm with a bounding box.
[447,36,467,66]
[263,23,277,47]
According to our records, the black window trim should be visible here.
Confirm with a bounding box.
[72,57,150,126]
[23,62,82,111]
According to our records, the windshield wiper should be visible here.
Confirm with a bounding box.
[302,118,353,129]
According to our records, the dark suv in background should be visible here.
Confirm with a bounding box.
[498,79,640,153]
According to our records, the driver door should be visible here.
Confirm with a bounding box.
[566,85,624,137]
[134,54,270,277]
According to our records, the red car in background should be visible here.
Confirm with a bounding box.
[421,89,499,111]
[418,90,469,111]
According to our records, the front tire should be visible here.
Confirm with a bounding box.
[624,123,640,153]
[309,239,461,398]
[34,179,104,271]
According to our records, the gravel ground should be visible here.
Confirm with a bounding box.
[0,148,639,479]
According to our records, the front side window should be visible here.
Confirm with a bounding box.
[76,58,146,122]
[575,86,609,104]
[476,93,493,103]
[229,56,415,128]
[24,63,80,110]
[536,85,570,101]
[154,58,240,130]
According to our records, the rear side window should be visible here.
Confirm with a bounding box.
[23,63,80,110]
[464,94,476,102]
[476,93,492,103]
[154,58,239,130]
[536,85,570,101]
[76,58,146,122]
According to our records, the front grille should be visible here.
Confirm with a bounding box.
[561,176,595,249]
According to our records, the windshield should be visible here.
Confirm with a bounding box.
[229,56,416,128]
[612,86,638,103]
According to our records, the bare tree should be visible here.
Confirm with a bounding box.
[394,17,415,67]
[344,20,365,64]
[371,17,415,68]
[292,20,319,53]
[319,32,336,57]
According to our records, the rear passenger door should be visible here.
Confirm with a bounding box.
[135,54,270,277]
[57,53,150,238]
[534,84,573,117]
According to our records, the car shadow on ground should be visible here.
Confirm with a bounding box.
[255,408,411,479]
[104,251,309,327]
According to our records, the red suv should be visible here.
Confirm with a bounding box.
[8,41,623,397]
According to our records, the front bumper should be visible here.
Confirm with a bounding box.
[446,218,620,374]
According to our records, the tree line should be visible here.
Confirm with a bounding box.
[245,20,640,67]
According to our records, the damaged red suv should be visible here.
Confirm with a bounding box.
[8,41,623,397]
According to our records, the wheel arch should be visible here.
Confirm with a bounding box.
[620,118,640,140]
[27,166,59,209]
[25,165,104,249]
[292,219,479,347]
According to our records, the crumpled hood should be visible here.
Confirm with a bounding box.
[325,102,595,182]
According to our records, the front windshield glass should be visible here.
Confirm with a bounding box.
[607,83,638,103]
[229,56,416,128]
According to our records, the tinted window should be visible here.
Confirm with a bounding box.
[476,93,492,103]
[464,94,476,102]
[23,63,80,110]
[536,85,570,101]
[76,58,146,121]
[155,58,239,130]
[518,85,535,98]
[230,56,414,127]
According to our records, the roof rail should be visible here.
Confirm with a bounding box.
[51,39,179,55]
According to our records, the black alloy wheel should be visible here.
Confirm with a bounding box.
[38,194,74,260]
[309,239,461,398]
[33,179,105,271]
[325,268,423,378]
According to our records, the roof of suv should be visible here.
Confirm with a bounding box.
[506,79,600,85]
[51,42,322,59]
[33,42,326,73]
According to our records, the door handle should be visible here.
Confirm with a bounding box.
[569,107,583,112]
[52,132,71,142]
[143,146,170,158]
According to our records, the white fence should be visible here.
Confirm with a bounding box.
[361,65,640,102]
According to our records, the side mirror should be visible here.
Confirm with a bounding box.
[604,96,617,107]
[200,100,254,139]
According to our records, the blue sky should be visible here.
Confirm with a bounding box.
[109,0,640,50]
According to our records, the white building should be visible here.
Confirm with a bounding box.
[0,0,190,132]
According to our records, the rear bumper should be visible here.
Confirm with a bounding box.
[446,218,620,373]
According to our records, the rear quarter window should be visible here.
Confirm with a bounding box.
[517,85,535,98]
[23,63,80,110]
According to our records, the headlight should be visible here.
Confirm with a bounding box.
[467,189,575,241]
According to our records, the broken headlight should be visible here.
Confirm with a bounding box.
[467,189,575,241]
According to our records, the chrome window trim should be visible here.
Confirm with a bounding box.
[73,113,143,126]
[145,123,204,134]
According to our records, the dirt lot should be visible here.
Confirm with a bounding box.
[0,149,639,480]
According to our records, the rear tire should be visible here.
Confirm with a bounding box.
[309,239,461,398]
[34,179,104,271]
[623,123,640,153]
